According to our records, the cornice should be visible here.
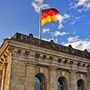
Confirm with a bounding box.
[8,32,90,59]
[0,32,90,72]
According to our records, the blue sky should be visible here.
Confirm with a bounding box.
[0,0,90,51]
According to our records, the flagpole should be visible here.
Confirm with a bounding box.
[39,8,42,39]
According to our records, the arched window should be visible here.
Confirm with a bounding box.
[57,76,68,90]
[77,79,85,90]
[57,78,64,90]
[34,73,46,90]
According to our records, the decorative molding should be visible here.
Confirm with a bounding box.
[12,33,90,59]
[35,53,40,59]
[80,74,83,79]
[61,71,65,76]
[8,46,14,53]
[24,51,30,56]
[40,68,44,73]
[42,55,46,60]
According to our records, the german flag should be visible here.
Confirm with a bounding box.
[41,8,59,26]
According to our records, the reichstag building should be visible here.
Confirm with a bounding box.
[0,33,90,90]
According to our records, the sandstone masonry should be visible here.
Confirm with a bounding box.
[0,33,90,90]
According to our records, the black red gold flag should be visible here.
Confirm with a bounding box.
[41,8,59,26]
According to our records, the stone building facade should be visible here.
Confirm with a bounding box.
[0,33,90,90]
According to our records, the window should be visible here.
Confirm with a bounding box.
[57,78,64,90]
[34,74,45,90]
[77,79,84,90]
[57,77,68,90]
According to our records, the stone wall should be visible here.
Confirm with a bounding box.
[0,33,90,90]
[9,58,26,90]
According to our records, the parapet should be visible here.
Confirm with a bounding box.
[6,32,90,59]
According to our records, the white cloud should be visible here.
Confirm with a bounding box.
[52,31,67,37]
[67,36,80,42]
[77,7,85,12]
[62,36,90,51]
[32,0,70,30]
[75,0,88,7]
[34,0,44,4]
[85,2,90,10]
[71,15,85,25]
[31,0,49,13]
[64,14,71,19]
[71,0,90,12]
[56,14,70,29]
[71,16,81,25]
[42,29,67,38]
[42,28,50,33]
[54,38,58,43]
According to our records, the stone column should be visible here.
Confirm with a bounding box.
[0,69,3,90]
[25,63,35,90]
[87,75,90,90]
[3,63,8,90]
[70,70,77,90]
[87,65,90,90]
[9,58,26,90]
[0,69,4,90]
[49,67,57,90]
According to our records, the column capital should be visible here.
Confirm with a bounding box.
[49,66,57,71]
[26,61,37,67]
[69,69,77,73]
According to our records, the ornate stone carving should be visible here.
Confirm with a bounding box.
[42,55,46,60]
[8,46,14,53]
[17,49,22,54]
[64,60,68,64]
[61,71,65,76]
[24,51,30,56]
[29,33,33,42]
[84,49,89,57]
[58,58,62,63]
[49,40,55,48]
[49,56,54,60]
[77,62,81,67]
[40,67,44,73]
[35,53,40,59]
[12,33,90,59]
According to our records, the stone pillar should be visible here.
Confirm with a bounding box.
[49,67,57,90]
[87,75,90,90]
[87,65,90,90]
[9,59,26,90]
[0,69,4,90]
[70,70,77,90]
[3,62,8,90]
[0,70,3,90]
[25,63,35,90]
